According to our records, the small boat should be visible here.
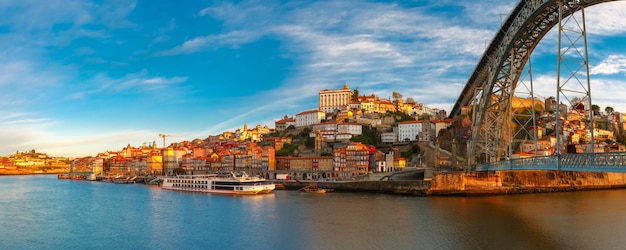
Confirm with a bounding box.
[112,177,130,184]
[86,174,97,181]
[57,173,71,180]
[299,184,331,194]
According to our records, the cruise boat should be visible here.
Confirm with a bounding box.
[161,172,275,195]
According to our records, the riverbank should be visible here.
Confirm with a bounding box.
[278,170,626,196]
[0,166,69,175]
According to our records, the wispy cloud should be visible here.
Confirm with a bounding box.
[157,30,261,55]
[69,70,188,99]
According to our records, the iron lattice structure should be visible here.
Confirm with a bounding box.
[449,0,617,170]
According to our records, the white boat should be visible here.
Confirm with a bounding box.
[161,172,275,195]
[86,173,97,181]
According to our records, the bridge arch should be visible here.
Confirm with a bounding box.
[450,0,621,167]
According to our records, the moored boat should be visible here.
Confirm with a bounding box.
[299,184,333,194]
[161,172,275,195]
[57,173,71,180]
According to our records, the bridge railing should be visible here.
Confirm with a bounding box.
[474,152,626,173]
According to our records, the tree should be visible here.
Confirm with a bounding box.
[605,106,614,115]
[352,88,360,102]
[298,127,311,138]
[276,143,298,156]
[405,97,415,104]
[418,114,432,121]
[392,91,403,112]
[173,168,186,175]
[459,116,472,143]
[592,104,601,116]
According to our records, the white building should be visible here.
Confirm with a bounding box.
[310,122,362,141]
[295,110,325,127]
[380,127,398,144]
[319,83,352,114]
[338,123,362,135]
[398,120,424,142]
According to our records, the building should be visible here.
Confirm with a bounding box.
[430,118,454,140]
[295,110,326,127]
[319,83,352,113]
[380,127,398,144]
[333,142,373,174]
[398,120,424,142]
[310,122,363,141]
[275,116,296,132]
[275,156,333,171]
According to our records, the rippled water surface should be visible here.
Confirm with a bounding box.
[1,175,626,249]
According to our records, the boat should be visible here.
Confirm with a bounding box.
[57,173,71,180]
[161,172,275,195]
[112,177,130,184]
[299,184,332,194]
[86,173,97,181]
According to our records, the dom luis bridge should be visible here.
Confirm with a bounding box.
[449,0,626,173]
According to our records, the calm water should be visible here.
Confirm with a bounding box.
[1,175,626,249]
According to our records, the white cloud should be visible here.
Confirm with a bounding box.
[586,2,626,36]
[591,54,626,75]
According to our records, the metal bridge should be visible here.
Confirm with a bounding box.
[449,0,626,173]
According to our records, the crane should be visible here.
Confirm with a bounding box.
[158,134,179,148]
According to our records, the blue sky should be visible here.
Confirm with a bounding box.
[1,0,626,157]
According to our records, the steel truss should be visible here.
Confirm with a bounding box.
[456,0,616,172]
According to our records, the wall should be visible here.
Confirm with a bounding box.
[429,170,626,195]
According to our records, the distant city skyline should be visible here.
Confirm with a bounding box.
[1,0,626,157]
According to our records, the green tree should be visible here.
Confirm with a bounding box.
[592,104,600,116]
[351,125,378,146]
[173,168,186,175]
[276,143,298,156]
[605,106,614,115]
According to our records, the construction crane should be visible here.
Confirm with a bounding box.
[158,134,179,148]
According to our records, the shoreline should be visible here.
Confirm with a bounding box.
[11,170,626,197]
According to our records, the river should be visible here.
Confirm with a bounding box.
[1,175,625,249]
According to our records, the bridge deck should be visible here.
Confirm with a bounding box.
[475,153,626,173]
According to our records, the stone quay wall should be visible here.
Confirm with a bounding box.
[281,180,431,196]
[428,170,626,196]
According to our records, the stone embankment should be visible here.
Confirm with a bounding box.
[429,170,626,196]
[282,180,431,196]
[281,170,626,196]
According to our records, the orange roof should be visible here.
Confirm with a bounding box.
[399,120,424,124]
[276,117,295,123]
[430,118,454,124]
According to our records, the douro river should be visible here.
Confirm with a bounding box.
[1,175,625,249]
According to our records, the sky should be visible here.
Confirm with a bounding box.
[1,0,626,157]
